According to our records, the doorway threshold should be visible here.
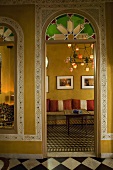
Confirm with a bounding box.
[47,152,96,157]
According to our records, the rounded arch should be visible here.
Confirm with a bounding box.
[42,9,100,41]
[42,9,101,157]
[0,17,24,140]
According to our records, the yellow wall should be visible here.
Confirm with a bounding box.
[101,2,113,153]
[47,44,94,100]
[0,141,42,154]
[0,2,113,156]
[0,5,41,155]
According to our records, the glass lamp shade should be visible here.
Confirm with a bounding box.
[69,67,73,72]
[73,63,77,68]
[68,44,71,48]
[75,46,79,51]
[64,57,70,63]
[86,67,89,71]
[81,62,84,66]
[78,54,82,59]
[90,55,94,59]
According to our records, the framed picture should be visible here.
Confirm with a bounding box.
[82,76,94,89]
[57,76,73,89]
[46,76,49,92]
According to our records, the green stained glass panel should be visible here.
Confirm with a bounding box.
[81,23,94,36]
[46,24,61,36]
[56,14,69,28]
[45,13,95,40]
[10,33,14,36]
[4,26,8,32]
[71,14,84,28]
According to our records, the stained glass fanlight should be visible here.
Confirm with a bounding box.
[45,13,95,41]
[0,25,14,42]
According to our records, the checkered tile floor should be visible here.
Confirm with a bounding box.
[2,157,113,169]
[1,124,113,169]
[47,124,94,152]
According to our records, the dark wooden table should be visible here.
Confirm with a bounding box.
[64,109,94,135]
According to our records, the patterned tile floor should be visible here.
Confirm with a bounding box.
[47,124,94,152]
[1,124,113,169]
[1,157,113,170]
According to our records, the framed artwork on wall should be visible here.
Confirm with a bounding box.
[82,76,94,89]
[46,76,49,92]
[57,76,73,89]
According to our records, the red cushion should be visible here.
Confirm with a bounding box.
[72,99,80,109]
[63,99,72,110]
[46,99,50,112]
[87,100,94,111]
[49,100,58,112]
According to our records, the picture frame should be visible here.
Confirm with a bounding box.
[82,76,94,89]
[46,76,49,92]
[57,76,73,89]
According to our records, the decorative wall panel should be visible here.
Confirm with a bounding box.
[0,0,112,141]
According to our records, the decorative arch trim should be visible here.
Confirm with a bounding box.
[40,4,109,143]
[0,17,24,140]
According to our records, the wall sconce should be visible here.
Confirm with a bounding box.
[46,57,48,68]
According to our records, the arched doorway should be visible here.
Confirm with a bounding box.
[42,10,100,157]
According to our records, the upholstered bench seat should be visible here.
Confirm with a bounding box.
[47,99,94,125]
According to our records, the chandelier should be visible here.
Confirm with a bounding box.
[64,43,94,72]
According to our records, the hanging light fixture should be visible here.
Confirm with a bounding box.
[64,43,94,72]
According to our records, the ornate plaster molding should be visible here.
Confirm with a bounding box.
[0,0,113,5]
[0,17,24,141]
[36,2,111,140]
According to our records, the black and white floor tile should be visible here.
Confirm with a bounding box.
[0,124,113,169]
[1,157,113,170]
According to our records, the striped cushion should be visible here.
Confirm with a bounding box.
[49,100,58,112]
[48,99,94,112]
[72,99,80,109]
[58,99,72,111]
[46,99,50,112]
[80,100,87,110]
[87,100,94,111]
[58,100,63,111]
[63,99,72,110]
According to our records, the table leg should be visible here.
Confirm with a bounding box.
[66,117,70,135]
[82,117,83,128]
[85,116,87,134]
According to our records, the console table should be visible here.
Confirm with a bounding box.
[64,109,94,135]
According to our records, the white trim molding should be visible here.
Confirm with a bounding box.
[101,153,113,158]
[0,154,43,159]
